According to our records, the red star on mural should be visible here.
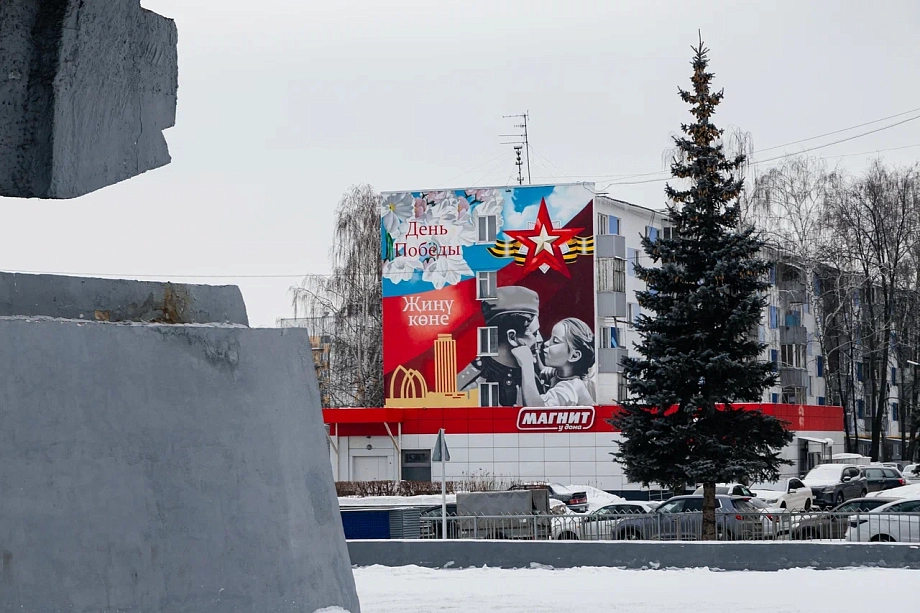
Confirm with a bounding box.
[504,198,583,278]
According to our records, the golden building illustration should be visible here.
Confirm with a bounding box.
[385,334,478,407]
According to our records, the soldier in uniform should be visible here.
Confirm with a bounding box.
[457,285,547,406]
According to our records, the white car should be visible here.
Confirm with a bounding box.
[867,483,920,499]
[750,478,814,511]
[903,464,920,484]
[692,483,757,498]
[552,501,657,540]
[845,497,920,543]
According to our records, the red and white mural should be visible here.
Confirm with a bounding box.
[380,184,596,410]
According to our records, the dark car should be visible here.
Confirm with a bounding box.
[419,504,459,539]
[802,464,868,508]
[509,482,588,513]
[612,495,766,541]
[862,466,908,493]
[782,497,896,540]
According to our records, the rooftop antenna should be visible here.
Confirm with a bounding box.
[500,111,531,184]
[513,145,524,185]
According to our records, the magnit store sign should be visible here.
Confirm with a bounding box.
[516,407,596,431]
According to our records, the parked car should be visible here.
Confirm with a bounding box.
[777,497,896,540]
[692,483,757,498]
[419,504,459,539]
[802,464,867,507]
[750,478,814,510]
[845,497,920,543]
[862,466,908,492]
[901,464,920,484]
[510,482,588,513]
[867,483,920,499]
[613,495,766,541]
[552,501,657,540]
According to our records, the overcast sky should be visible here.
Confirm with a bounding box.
[3,0,918,327]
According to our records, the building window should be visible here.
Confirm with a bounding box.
[770,349,778,371]
[627,303,641,328]
[892,402,899,422]
[781,344,806,369]
[662,226,676,240]
[771,393,779,404]
[781,387,804,404]
[857,399,864,419]
[769,306,778,329]
[856,362,863,382]
[627,248,638,276]
[785,308,801,327]
[646,226,659,243]
[597,257,626,293]
[891,366,897,382]
[768,265,776,285]
[601,326,623,349]
[816,355,824,378]
[476,271,497,300]
[817,396,825,406]
[477,215,497,243]
[479,382,499,407]
[597,214,620,235]
[477,326,498,356]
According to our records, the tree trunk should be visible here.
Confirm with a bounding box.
[871,318,892,461]
[701,482,717,541]
[900,366,907,460]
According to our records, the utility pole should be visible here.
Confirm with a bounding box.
[500,111,531,185]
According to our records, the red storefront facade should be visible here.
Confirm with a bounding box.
[323,404,844,492]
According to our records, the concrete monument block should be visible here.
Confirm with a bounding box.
[0,0,178,199]
[0,271,249,325]
[0,318,361,612]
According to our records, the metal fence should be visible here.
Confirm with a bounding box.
[418,511,920,542]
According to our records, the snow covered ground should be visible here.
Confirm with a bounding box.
[353,565,918,613]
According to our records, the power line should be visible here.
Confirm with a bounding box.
[599,114,920,189]
[533,105,920,182]
[441,151,509,186]
[749,113,920,165]
[755,105,920,154]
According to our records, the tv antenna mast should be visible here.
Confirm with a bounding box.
[500,111,531,185]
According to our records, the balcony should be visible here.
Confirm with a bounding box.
[778,286,806,304]
[598,347,628,373]
[596,234,626,259]
[597,291,627,318]
[780,325,807,345]
[779,367,808,388]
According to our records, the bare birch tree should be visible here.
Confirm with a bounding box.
[291,184,383,408]
[826,162,920,460]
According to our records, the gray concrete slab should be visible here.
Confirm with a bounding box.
[0,271,248,325]
[347,539,920,571]
[0,318,360,612]
[0,0,177,199]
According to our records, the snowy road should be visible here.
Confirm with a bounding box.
[353,565,918,613]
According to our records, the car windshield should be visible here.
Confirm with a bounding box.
[835,500,886,513]
[804,465,842,482]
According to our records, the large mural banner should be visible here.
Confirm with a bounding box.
[381,183,596,409]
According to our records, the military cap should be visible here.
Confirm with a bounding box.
[481,285,539,323]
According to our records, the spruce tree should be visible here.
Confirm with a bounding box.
[610,38,793,540]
